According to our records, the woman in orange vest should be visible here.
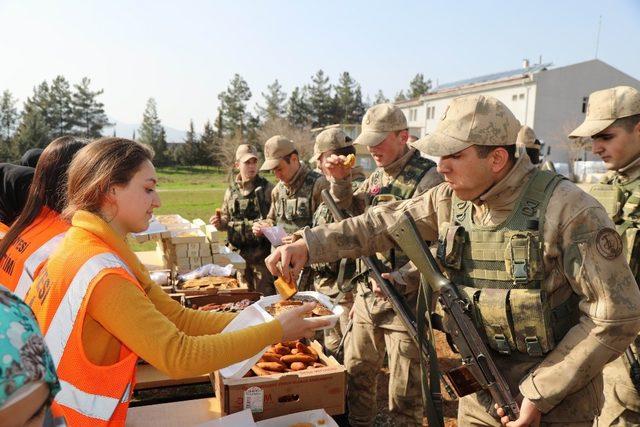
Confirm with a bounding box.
[0,136,87,298]
[24,137,327,426]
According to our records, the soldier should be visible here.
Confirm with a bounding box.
[569,85,640,427]
[266,94,640,426]
[516,125,542,165]
[311,103,442,426]
[308,127,366,356]
[211,144,275,295]
[252,135,328,291]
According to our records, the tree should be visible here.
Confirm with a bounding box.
[307,70,335,127]
[394,90,407,102]
[217,74,252,139]
[46,75,75,138]
[334,72,365,124]
[374,90,389,104]
[138,98,169,165]
[200,120,219,166]
[287,86,311,128]
[257,79,286,122]
[0,90,19,160]
[0,90,19,141]
[13,107,50,155]
[176,120,208,166]
[72,77,111,137]
[408,73,431,99]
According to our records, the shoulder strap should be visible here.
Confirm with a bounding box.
[390,152,436,200]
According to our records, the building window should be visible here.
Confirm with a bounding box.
[512,94,518,101]
[582,97,588,113]
[519,93,525,100]
[426,106,435,120]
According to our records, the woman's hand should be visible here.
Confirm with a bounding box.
[276,302,331,341]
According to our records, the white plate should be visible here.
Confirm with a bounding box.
[256,409,338,427]
[257,291,343,331]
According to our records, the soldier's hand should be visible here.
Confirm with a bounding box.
[495,399,541,427]
[252,221,265,237]
[323,154,352,180]
[210,214,222,228]
[265,240,309,284]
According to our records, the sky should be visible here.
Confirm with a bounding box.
[1,0,639,133]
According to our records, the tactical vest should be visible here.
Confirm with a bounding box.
[366,152,436,270]
[274,169,322,234]
[226,176,270,250]
[437,170,579,357]
[312,176,366,277]
[589,175,640,279]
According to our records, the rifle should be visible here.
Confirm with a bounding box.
[321,189,446,427]
[393,212,520,421]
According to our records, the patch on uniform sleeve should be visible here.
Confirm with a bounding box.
[595,228,623,260]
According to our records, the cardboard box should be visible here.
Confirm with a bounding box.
[183,291,262,310]
[201,256,213,264]
[213,341,345,421]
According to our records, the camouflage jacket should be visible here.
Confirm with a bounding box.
[266,162,329,234]
[300,155,640,420]
[219,174,274,254]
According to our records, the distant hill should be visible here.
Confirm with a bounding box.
[106,118,188,143]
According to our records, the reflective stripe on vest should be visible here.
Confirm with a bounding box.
[45,252,133,368]
[55,379,132,422]
[13,232,65,299]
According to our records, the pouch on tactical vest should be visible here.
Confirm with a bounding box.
[438,170,573,357]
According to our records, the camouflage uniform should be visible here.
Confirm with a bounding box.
[570,86,640,427]
[311,165,366,354]
[327,104,443,426]
[260,136,329,291]
[218,173,275,295]
[298,95,640,426]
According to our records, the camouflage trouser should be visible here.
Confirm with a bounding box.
[345,305,423,426]
[458,392,595,426]
[597,356,640,426]
[323,296,353,357]
[237,251,275,296]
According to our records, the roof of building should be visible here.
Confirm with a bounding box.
[433,62,553,92]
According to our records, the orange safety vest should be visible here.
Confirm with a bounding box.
[0,207,68,299]
[25,224,144,426]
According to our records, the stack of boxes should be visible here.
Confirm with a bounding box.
[133,214,245,275]
[156,218,221,274]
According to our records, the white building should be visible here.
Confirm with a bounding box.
[397,59,640,163]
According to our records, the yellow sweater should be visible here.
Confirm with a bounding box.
[71,211,282,378]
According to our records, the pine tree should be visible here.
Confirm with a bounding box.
[13,107,50,155]
[177,119,205,165]
[394,90,407,102]
[334,72,365,124]
[408,73,431,99]
[200,120,219,166]
[374,90,389,104]
[72,77,111,137]
[287,86,311,128]
[307,70,335,127]
[0,90,19,160]
[138,98,168,165]
[47,76,75,138]
[217,74,252,139]
[0,90,19,141]
[257,79,286,122]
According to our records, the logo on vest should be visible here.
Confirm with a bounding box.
[595,228,623,260]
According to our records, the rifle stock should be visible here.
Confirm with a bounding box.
[393,212,520,421]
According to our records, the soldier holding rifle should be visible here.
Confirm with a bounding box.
[266,95,640,426]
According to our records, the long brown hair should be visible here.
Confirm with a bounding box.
[63,137,154,219]
[0,136,88,259]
